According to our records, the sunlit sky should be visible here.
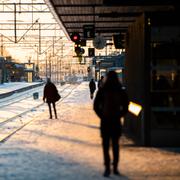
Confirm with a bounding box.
[0,0,71,63]
[0,0,121,65]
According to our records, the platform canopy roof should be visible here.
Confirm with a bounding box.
[45,0,179,41]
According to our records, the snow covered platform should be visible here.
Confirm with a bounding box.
[0,82,180,180]
[0,82,44,98]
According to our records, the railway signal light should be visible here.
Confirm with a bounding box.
[74,43,85,56]
[71,32,80,43]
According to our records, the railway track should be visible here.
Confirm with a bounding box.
[0,83,80,143]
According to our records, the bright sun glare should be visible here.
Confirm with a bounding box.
[0,0,69,63]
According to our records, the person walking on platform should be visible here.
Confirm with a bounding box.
[93,71,129,177]
[89,78,96,99]
[98,75,104,89]
[43,78,59,119]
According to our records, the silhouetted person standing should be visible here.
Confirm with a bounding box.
[93,71,129,177]
[98,76,104,89]
[89,78,96,99]
[43,78,58,119]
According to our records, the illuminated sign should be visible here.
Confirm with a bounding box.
[128,101,142,116]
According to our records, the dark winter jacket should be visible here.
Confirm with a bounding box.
[94,85,128,118]
[43,82,58,103]
[89,79,96,94]
[93,72,129,137]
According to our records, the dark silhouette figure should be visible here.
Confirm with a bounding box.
[89,78,96,99]
[93,71,129,177]
[98,76,104,89]
[43,78,58,119]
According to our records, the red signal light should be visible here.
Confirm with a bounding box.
[73,35,78,41]
[71,32,80,42]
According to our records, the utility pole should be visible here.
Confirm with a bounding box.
[39,23,41,55]
[1,34,3,56]
[36,23,41,79]
[49,53,51,80]
[60,42,63,82]
[45,52,47,79]
[36,46,39,78]
[14,3,17,43]
[0,35,5,84]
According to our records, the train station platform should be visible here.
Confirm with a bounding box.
[0,82,180,180]
[0,82,44,98]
